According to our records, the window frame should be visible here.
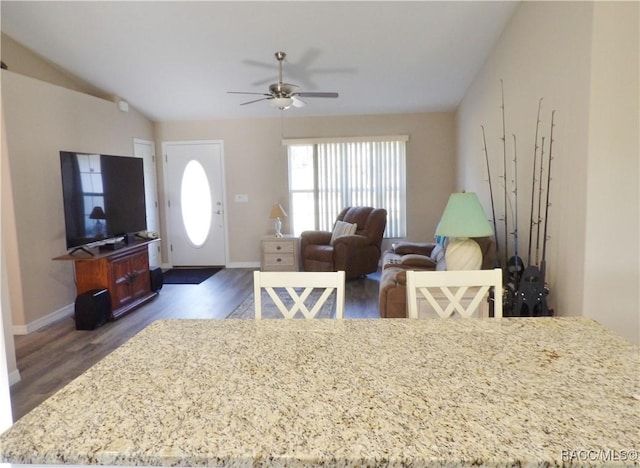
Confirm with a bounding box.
[285,135,408,238]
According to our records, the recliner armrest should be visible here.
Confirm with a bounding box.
[398,254,437,269]
[392,241,436,256]
[331,234,370,247]
[395,270,408,285]
[300,230,332,245]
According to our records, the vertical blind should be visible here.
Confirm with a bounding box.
[286,136,407,238]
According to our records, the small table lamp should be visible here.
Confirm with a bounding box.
[435,192,493,270]
[269,203,288,238]
[89,206,107,238]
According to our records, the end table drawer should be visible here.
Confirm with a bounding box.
[261,236,299,271]
[263,241,295,254]
[263,253,296,268]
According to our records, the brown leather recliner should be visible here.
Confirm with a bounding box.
[300,207,387,280]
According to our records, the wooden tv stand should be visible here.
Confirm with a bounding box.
[54,239,159,320]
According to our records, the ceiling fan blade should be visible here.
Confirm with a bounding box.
[242,59,277,70]
[240,97,271,106]
[295,92,339,98]
[228,91,271,96]
[292,96,305,108]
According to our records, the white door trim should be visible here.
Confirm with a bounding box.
[133,138,161,268]
[161,140,229,268]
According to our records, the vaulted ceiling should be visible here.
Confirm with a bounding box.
[1,1,518,121]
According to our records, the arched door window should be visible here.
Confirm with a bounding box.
[181,160,212,247]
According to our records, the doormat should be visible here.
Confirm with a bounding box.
[162,268,222,285]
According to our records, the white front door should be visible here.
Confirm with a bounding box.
[133,139,161,268]
[164,141,226,267]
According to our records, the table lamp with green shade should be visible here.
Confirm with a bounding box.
[435,192,493,270]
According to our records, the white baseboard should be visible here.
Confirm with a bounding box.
[161,263,259,269]
[12,264,259,335]
[226,262,260,268]
[12,303,74,335]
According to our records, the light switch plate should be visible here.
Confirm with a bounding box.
[234,194,249,203]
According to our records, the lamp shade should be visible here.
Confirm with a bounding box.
[435,192,492,238]
[269,203,288,219]
[89,206,106,220]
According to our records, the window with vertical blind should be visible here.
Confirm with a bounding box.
[286,136,407,238]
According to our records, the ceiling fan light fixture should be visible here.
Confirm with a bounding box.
[270,97,293,109]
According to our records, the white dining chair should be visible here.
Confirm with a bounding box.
[253,270,346,319]
[406,268,503,319]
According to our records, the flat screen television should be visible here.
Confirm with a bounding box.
[60,151,147,250]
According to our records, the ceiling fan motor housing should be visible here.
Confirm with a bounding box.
[269,82,297,98]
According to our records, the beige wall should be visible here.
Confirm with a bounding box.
[1,90,19,384]
[1,33,111,101]
[155,112,456,266]
[584,2,639,343]
[457,1,639,343]
[1,70,155,329]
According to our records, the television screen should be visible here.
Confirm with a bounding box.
[60,151,147,249]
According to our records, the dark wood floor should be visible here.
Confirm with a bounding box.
[10,268,381,421]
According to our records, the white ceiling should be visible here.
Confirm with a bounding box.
[1,1,518,121]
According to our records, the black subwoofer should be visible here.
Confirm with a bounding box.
[150,267,163,292]
[75,288,111,330]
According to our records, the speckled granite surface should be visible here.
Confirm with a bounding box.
[1,317,638,466]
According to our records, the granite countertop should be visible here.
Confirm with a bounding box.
[1,317,638,466]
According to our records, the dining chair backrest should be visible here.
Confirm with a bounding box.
[406,268,503,319]
[253,270,346,319]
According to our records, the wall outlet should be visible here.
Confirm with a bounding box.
[234,194,249,203]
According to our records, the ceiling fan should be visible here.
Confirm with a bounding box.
[228,51,339,110]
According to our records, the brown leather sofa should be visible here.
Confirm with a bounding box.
[379,236,495,318]
[300,207,387,280]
